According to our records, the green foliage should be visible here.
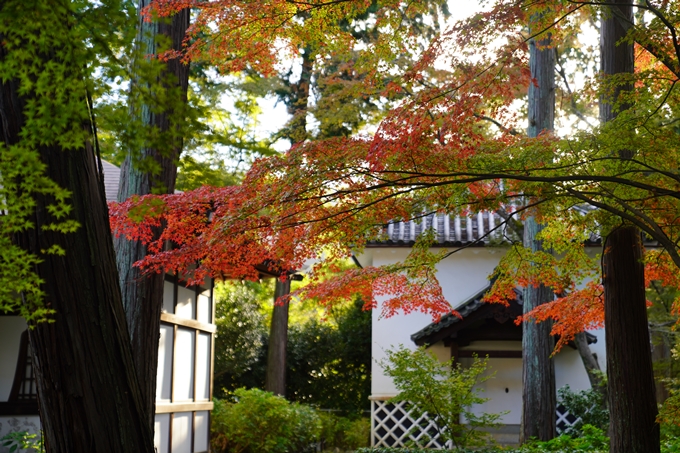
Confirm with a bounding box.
[1,431,44,453]
[518,424,609,452]
[556,385,609,436]
[172,71,278,191]
[210,388,321,453]
[213,286,371,413]
[356,425,611,453]
[287,297,371,414]
[662,435,680,453]
[213,281,269,396]
[383,347,503,451]
[317,412,370,452]
[0,0,136,321]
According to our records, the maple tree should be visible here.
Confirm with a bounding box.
[111,0,680,449]
[115,0,679,319]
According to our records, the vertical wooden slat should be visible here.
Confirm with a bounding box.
[193,329,199,401]
[168,412,174,453]
[173,277,179,315]
[209,282,215,401]
[171,324,177,403]
[454,216,462,242]
[191,411,196,453]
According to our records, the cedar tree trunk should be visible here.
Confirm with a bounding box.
[264,48,313,397]
[520,20,556,443]
[601,2,659,451]
[114,1,190,429]
[1,77,154,452]
[265,278,291,396]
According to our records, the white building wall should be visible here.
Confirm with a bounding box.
[0,318,26,402]
[369,247,506,398]
[155,276,214,453]
[367,245,607,423]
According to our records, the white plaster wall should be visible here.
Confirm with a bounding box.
[157,324,174,402]
[555,328,606,393]
[369,247,505,397]
[173,328,195,402]
[154,413,171,453]
[194,411,210,453]
[0,317,27,402]
[171,412,192,453]
[460,357,523,425]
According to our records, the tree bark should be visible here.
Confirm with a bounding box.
[600,2,659,452]
[265,279,291,396]
[520,20,556,443]
[603,227,659,452]
[1,79,154,453]
[114,2,190,429]
[573,332,605,394]
[521,222,557,442]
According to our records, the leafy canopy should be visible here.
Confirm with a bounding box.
[112,1,680,341]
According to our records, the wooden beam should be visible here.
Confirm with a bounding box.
[458,350,522,359]
[156,402,214,414]
[161,312,216,333]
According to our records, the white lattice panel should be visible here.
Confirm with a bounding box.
[371,400,450,448]
[372,400,578,448]
[556,404,579,434]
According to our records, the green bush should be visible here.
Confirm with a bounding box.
[662,435,680,453]
[211,388,322,453]
[518,424,608,452]
[318,412,370,452]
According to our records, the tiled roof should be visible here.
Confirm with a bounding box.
[410,285,523,343]
[366,210,611,247]
[367,212,515,247]
[410,284,598,347]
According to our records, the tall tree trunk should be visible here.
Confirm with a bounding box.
[600,2,659,451]
[264,48,313,397]
[520,18,556,443]
[2,75,154,453]
[603,228,658,452]
[114,1,190,429]
[265,279,291,396]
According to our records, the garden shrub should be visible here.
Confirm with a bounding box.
[317,411,370,452]
[518,424,608,452]
[211,388,321,453]
[662,435,680,453]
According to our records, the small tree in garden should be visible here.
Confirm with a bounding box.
[383,347,503,451]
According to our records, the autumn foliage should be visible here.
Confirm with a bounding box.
[111,1,680,342]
